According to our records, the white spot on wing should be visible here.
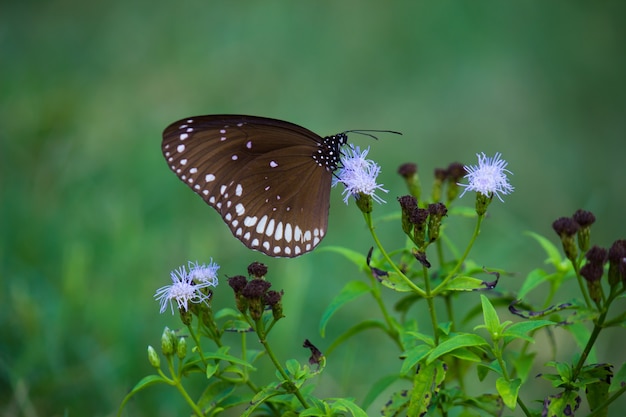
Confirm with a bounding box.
[189,167,197,174]
[265,219,275,236]
[205,174,216,182]
[275,222,283,240]
[273,246,281,254]
[235,203,245,216]
[235,184,243,196]
[256,215,268,234]
[180,133,188,140]
[270,160,278,168]
[244,216,257,227]
[284,223,292,243]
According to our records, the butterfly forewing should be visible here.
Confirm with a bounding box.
[162,115,340,257]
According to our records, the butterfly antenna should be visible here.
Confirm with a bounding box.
[343,129,402,140]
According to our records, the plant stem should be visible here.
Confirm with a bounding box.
[433,214,484,294]
[363,211,425,296]
[255,319,309,409]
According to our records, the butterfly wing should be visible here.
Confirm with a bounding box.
[162,115,333,257]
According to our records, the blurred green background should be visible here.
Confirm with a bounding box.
[2,1,625,416]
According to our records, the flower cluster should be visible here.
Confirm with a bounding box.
[459,152,514,202]
[154,260,219,314]
[333,145,388,205]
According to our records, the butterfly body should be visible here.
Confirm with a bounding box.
[162,115,347,257]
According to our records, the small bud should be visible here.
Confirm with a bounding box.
[397,163,420,200]
[147,345,161,368]
[432,167,447,202]
[264,290,284,321]
[398,195,418,236]
[177,337,188,360]
[161,327,176,356]
[228,275,248,293]
[427,202,448,242]
[411,208,429,248]
[242,279,272,321]
[552,217,580,262]
[227,275,249,313]
[573,209,596,252]
[248,262,268,278]
[608,240,626,287]
[445,162,466,203]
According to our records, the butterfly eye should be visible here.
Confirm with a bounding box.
[162,115,346,258]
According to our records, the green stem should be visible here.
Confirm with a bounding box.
[164,357,205,416]
[573,262,593,309]
[255,319,309,409]
[422,263,439,343]
[363,211,425,296]
[368,273,403,350]
[433,214,484,294]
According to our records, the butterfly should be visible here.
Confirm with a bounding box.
[162,115,350,258]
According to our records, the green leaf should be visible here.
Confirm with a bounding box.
[441,275,487,292]
[542,391,581,417]
[205,350,256,370]
[480,295,500,335]
[206,362,218,379]
[610,362,626,393]
[525,231,563,268]
[319,280,371,337]
[318,246,367,269]
[495,377,521,410]
[518,268,550,299]
[118,374,168,412]
[407,360,447,416]
[197,380,237,414]
[427,333,488,364]
[400,344,431,375]
[448,347,482,363]
[585,373,610,416]
[330,398,369,417]
[502,320,554,344]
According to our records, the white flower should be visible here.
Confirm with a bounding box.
[459,152,514,202]
[188,260,219,286]
[155,265,214,314]
[333,145,388,204]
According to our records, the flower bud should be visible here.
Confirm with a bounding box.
[573,209,596,252]
[445,162,466,203]
[147,345,161,368]
[552,217,580,262]
[398,163,420,200]
[427,202,448,242]
[608,240,626,287]
[177,337,187,360]
[398,195,418,236]
[247,262,268,278]
[161,327,176,356]
[264,290,284,321]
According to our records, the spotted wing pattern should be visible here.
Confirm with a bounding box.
[162,115,346,257]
